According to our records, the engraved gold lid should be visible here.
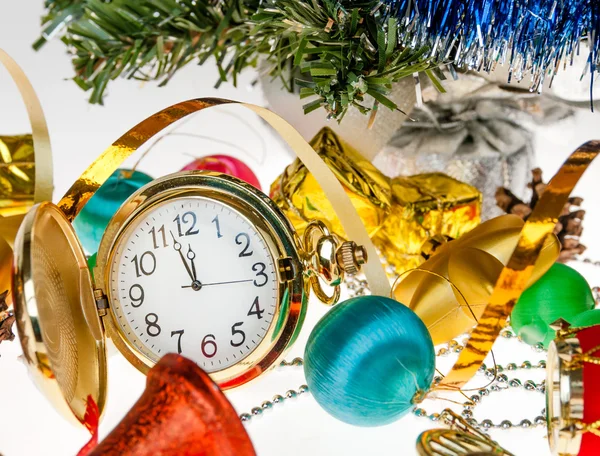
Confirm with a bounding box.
[12,202,107,425]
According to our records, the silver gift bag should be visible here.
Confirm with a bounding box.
[373,82,573,220]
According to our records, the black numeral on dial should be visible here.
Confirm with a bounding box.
[248,296,264,319]
[230,322,246,347]
[145,313,161,337]
[174,211,199,236]
[235,232,253,257]
[201,334,217,358]
[129,284,144,307]
[212,215,223,238]
[252,262,268,287]
[131,251,156,277]
[149,225,168,249]
[171,329,184,354]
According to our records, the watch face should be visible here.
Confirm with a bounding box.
[108,196,279,373]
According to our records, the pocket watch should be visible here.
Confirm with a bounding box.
[12,171,367,425]
[11,98,386,426]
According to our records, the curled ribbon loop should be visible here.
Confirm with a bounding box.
[57,98,391,298]
[0,49,53,246]
[441,141,600,390]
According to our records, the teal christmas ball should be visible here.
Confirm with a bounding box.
[511,263,595,348]
[304,295,435,427]
[73,169,153,254]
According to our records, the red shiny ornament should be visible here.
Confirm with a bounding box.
[87,354,256,456]
[181,155,261,190]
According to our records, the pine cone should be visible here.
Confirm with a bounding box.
[0,291,15,345]
[496,169,586,262]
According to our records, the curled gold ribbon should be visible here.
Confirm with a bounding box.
[0,49,53,246]
[57,98,391,297]
[440,141,600,389]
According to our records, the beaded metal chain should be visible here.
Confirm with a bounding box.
[413,329,547,430]
[239,328,548,430]
[239,358,309,423]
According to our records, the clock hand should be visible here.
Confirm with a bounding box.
[170,231,195,282]
[181,279,253,288]
[186,244,198,281]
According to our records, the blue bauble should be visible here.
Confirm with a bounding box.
[304,295,435,427]
[73,169,153,254]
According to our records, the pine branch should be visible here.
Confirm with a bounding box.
[45,0,254,104]
[238,1,432,119]
[34,0,86,50]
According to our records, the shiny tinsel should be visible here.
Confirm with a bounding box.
[384,0,599,103]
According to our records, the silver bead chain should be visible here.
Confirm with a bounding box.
[457,362,547,430]
[239,330,547,430]
[238,357,309,423]
[414,328,548,430]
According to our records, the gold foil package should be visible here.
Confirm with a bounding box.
[270,128,482,275]
[0,134,35,217]
[270,127,392,239]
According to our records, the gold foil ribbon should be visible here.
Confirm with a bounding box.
[0,49,53,245]
[57,98,391,297]
[440,141,600,389]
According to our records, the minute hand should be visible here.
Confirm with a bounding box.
[181,279,252,288]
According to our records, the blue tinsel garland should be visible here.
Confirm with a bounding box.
[384,0,599,102]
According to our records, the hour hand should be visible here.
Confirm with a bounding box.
[187,244,197,281]
[170,231,195,282]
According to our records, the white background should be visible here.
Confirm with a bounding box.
[1,2,599,456]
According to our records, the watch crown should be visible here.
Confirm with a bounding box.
[336,241,367,276]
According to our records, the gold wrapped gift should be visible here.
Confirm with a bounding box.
[270,128,482,274]
[374,173,481,273]
[0,134,35,217]
[0,134,36,303]
[270,127,392,238]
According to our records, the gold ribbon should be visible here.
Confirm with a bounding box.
[0,49,53,246]
[57,98,391,297]
[440,141,600,389]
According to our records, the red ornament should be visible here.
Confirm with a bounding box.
[86,354,256,456]
[181,155,261,190]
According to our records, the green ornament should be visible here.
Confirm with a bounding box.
[569,308,600,328]
[511,263,594,348]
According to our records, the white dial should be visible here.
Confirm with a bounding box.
[108,196,278,373]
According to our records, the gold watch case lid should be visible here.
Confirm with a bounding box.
[12,201,107,426]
